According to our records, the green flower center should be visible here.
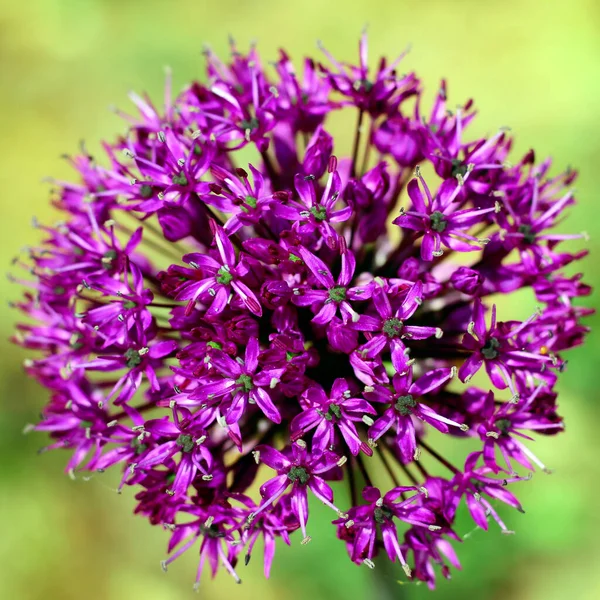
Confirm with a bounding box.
[328,286,347,303]
[171,172,188,186]
[216,267,233,285]
[518,224,536,244]
[383,318,404,338]
[310,205,328,221]
[451,159,468,178]
[244,195,258,209]
[374,505,394,523]
[235,374,254,393]
[395,394,417,416]
[140,184,153,198]
[176,434,195,453]
[430,210,448,233]
[481,337,500,360]
[319,403,342,421]
[328,403,342,419]
[69,332,84,350]
[287,466,310,485]
[130,438,148,455]
[495,418,512,434]
[200,524,224,538]
[101,249,118,270]
[355,78,373,93]
[124,348,143,369]
[240,117,259,131]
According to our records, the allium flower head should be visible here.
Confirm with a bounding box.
[12,34,592,590]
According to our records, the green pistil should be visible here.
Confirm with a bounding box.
[200,524,224,538]
[69,333,84,350]
[430,210,448,233]
[395,394,417,416]
[130,438,148,455]
[288,253,302,263]
[481,337,500,360]
[286,351,300,361]
[101,249,118,270]
[216,267,233,285]
[124,348,143,369]
[518,224,536,244]
[171,172,188,186]
[176,434,195,453]
[140,184,153,198]
[319,403,342,422]
[495,418,511,434]
[244,195,257,209]
[356,78,373,92]
[310,205,328,221]
[123,300,136,309]
[207,341,222,350]
[328,404,342,420]
[287,466,310,485]
[383,318,404,338]
[236,374,254,393]
[451,159,468,178]
[240,117,259,131]
[80,420,93,429]
[374,505,394,524]
[328,286,347,303]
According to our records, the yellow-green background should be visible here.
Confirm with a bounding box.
[1,1,599,598]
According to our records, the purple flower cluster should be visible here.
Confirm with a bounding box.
[12,35,592,589]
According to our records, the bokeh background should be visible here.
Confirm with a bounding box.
[1,1,599,598]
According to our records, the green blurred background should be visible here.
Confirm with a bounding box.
[1,0,599,598]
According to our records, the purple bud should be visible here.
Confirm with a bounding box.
[157,205,192,241]
[374,116,423,167]
[303,126,333,178]
[451,267,484,295]
[261,280,292,309]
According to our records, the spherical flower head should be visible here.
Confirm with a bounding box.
[12,33,592,590]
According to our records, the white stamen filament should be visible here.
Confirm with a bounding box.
[363,558,375,569]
